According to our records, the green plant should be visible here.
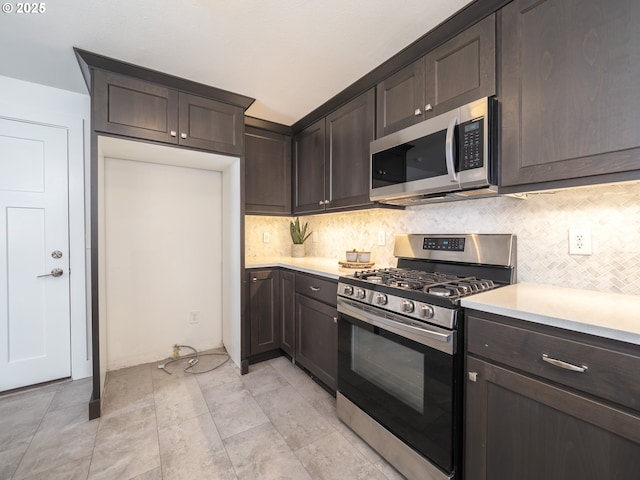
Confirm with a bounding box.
[289,217,312,244]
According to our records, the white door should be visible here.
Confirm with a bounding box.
[0,117,71,391]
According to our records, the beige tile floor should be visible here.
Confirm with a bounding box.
[0,353,406,479]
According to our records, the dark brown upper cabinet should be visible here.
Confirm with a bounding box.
[245,126,292,215]
[500,0,640,188]
[326,89,376,210]
[93,70,243,156]
[376,61,425,138]
[178,93,243,155]
[376,14,496,138]
[293,118,326,214]
[294,89,375,214]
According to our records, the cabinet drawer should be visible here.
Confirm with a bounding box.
[467,314,640,412]
[295,273,337,307]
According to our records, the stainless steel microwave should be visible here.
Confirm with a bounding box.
[370,97,498,206]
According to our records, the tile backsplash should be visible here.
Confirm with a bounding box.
[246,182,640,295]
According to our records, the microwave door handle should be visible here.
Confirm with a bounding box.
[445,115,460,183]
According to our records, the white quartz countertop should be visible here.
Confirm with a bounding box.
[461,282,640,345]
[245,256,392,280]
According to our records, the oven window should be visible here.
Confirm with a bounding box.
[352,326,424,413]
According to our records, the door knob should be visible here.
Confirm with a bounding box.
[38,268,64,278]
[181,133,187,139]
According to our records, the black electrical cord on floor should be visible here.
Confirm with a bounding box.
[157,344,230,375]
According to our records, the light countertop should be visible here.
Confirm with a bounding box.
[245,256,393,280]
[461,282,640,345]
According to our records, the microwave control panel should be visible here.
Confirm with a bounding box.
[460,119,484,171]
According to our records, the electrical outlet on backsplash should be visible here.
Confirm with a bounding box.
[245,182,640,295]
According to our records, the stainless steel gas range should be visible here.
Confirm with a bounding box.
[336,234,517,480]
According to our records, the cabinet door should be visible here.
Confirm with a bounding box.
[248,269,280,355]
[500,0,640,187]
[93,70,179,143]
[465,356,640,480]
[178,93,243,155]
[376,60,425,137]
[245,127,292,215]
[280,270,296,357]
[326,89,375,210]
[424,14,495,117]
[293,119,326,214]
[295,294,337,390]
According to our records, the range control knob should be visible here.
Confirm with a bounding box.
[401,300,415,313]
[420,305,435,319]
[376,293,388,306]
[343,285,354,296]
[355,288,366,299]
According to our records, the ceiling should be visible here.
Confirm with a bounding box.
[0,0,473,125]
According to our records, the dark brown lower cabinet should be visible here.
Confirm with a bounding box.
[247,269,280,355]
[279,270,296,357]
[465,312,640,480]
[295,293,338,391]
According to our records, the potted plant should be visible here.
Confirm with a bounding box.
[290,217,312,257]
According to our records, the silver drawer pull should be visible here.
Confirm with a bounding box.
[309,286,321,292]
[542,354,587,373]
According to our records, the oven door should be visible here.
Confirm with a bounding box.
[337,297,461,475]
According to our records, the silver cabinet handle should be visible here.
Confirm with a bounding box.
[414,108,422,116]
[170,130,177,137]
[251,277,257,283]
[468,371,478,382]
[425,103,433,112]
[309,286,321,292]
[333,317,338,323]
[542,354,587,373]
[38,268,64,278]
[180,133,187,139]
[318,200,324,206]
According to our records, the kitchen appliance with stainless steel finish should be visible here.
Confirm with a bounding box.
[336,234,516,480]
[370,97,498,205]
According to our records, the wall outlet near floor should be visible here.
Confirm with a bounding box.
[189,311,200,324]
[263,232,270,243]
[568,228,592,255]
[377,230,386,246]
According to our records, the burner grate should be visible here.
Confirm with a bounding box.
[354,268,497,299]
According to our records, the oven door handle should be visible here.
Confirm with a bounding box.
[337,298,455,354]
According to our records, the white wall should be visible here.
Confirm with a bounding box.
[221,160,242,367]
[103,158,223,369]
[97,136,242,373]
[0,75,91,380]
